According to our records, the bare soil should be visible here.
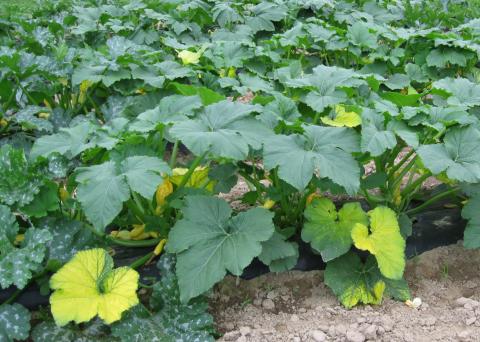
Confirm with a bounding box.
[210,243,480,342]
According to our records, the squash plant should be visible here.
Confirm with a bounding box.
[1,0,480,340]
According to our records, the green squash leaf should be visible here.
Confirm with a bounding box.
[76,157,171,231]
[129,95,202,133]
[462,196,480,249]
[112,255,215,341]
[303,198,368,262]
[166,196,274,302]
[170,100,270,160]
[0,145,45,207]
[30,122,95,159]
[258,232,299,272]
[0,205,52,289]
[361,108,397,156]
[433,78,480,107]
[417,126,480,183]
[264,125,360,193]
[0,304,31,341]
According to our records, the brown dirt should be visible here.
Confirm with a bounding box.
[210,243,480,342]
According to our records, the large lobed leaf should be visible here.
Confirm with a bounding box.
[166,196,274,302]
[0,205,52,289]
[303,198,368,262]
[170,100,270,160]
[76,157,171,231]
[264,125,360,194]
[417,126,480,183]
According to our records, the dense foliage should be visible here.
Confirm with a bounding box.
[1,0,480,339]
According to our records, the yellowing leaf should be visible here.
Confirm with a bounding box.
[262,199,275,209]
[155,178,173,212]
[50,248,139,326]
[351,207,405,279]
[79,80,93,104]
[306,193,321,205]
[324,253,386,309]
[178,50,202,65]
[321,105,361,127]
[171,166,215,191]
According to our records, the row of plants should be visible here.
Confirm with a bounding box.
[1,0,480,339]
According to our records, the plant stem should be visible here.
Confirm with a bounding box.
[405,188,459,216]
[169,140,179,168]
[390,156,418,191]
[3,288,22,305]
[107,237,161,248]
[387,149,415,180]
[273,169,290,217]
[177,152,207,189]
[130,252,154,269]
[238,170,265,192]
[400,172,432,198]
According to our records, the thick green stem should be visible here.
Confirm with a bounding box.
[405,188,459,216]
[2,288,22,305]
[390,156,418,191]
[169,140,179,168]
[273,169,290,217]
[130,252,154,269]
[107,236,161,248]
[388,149,415,180]
[400,172,432,198]
[238,170,265,193]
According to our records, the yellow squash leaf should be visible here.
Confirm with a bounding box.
[321,105,361,127]
[156,178,173,207]
[171,166,215,191]
[262,199,275,209]
[351,207,406,279]
[50,248,139,326]
[178,50,202,65]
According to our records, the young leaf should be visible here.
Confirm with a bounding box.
[129,95,202,133]
[50,248,139,326]
[166,196,274,302]
[303,198,368,262]
[0,205,52,289]
[351,207,406,279]
[417,126,480,183]
[360,108,396,157]
[0,304,31,341]
[321,105,362,128]
[264,125,360,194]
